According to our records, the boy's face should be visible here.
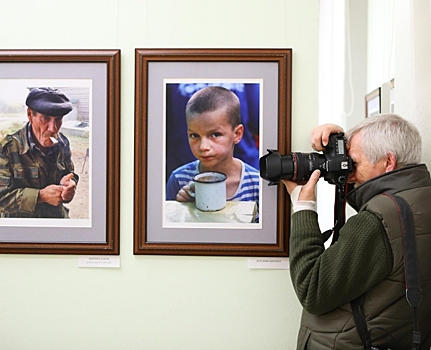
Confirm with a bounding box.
[187,108,243,169]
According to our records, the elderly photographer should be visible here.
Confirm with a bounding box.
[0,87,79,218]
[283,114,431,349]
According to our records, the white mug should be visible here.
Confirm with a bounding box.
[187,171,227,211]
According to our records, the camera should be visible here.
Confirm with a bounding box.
[259,132,353,186]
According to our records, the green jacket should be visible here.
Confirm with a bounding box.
[0,123,78,218]
[290,164,431,349]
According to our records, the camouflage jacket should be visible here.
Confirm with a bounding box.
[0,123,79,218]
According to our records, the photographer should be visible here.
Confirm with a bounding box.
[282,114,431,349]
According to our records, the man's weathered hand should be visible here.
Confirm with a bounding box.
[60,173,77,202]
[38,185,64,206]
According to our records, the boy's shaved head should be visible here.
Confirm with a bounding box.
[185,86,241,128]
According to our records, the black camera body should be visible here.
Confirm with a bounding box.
[259,132,353,186]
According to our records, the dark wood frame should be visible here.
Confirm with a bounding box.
[0,49,120,254]
[365,87,381,118]
[134,48,292,256]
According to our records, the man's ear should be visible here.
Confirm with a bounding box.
[233,124,244,144]
[385,152,397,172]
[26,107,33,122]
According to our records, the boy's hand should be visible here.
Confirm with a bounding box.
[176,182,195,203]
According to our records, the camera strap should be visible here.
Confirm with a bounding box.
[351,193,422,350]
[322,182,349,245]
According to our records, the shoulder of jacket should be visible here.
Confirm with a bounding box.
[0,130,26,153]
[366,193,393,207]
[363,193,405,222]
[0,134,15,149]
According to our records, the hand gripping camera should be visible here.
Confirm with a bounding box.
[259,132,353,187]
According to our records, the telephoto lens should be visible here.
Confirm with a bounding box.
[259,150,325,185]
[259,133,352,186]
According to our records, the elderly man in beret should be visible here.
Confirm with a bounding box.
[0,87,79,218]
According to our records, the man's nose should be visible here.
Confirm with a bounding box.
[47,118,58,132]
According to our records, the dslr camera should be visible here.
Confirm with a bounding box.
[259,132,353,186]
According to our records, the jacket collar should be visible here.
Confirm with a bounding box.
[346,164,431,211]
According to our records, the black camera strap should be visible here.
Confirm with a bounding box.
[351,193,422,350]
[322,181,349,245]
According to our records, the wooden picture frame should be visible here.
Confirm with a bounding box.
[365,87,381,118]
[0,49,120,254]
[134,48,292,256]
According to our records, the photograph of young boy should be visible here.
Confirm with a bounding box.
[165,85,260,222]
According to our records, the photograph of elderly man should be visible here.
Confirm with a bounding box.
[0,87,79,218]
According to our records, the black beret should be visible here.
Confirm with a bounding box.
[26,87,73,117]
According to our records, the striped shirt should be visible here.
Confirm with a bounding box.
[166,160,260,220]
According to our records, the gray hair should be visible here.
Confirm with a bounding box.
[346,114,422,167]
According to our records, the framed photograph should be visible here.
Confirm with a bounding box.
[365,87,381,118]
[390,78,395,113]
[0,49,120,254]
[134,48,292,256]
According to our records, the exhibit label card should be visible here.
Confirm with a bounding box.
[78,256,121,268]
[247,258,289,270]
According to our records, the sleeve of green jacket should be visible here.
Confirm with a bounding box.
[289,209,393,315]
[0,150,39,214]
